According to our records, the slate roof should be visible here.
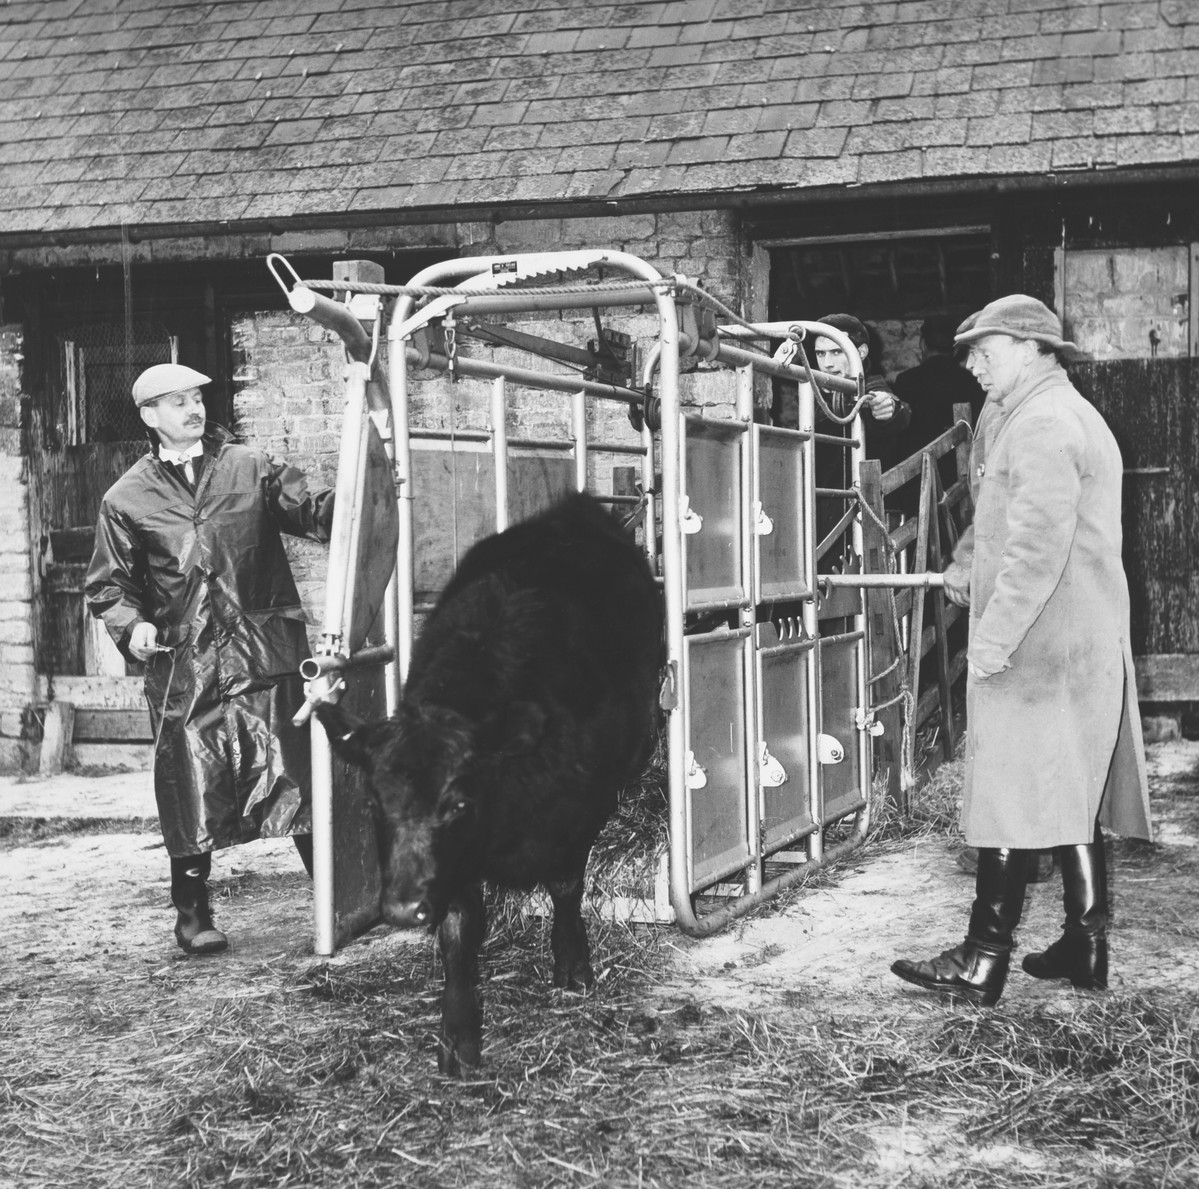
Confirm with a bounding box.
[0,0,1196,243]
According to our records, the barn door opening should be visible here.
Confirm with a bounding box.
[766,229,993,396]
[38,319,177,681]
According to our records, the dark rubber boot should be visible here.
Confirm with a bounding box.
[893,848,1031,1006]
[170,853,228,955]
[1022,823,1108,989]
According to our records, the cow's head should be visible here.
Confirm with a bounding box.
[315,701,485,930]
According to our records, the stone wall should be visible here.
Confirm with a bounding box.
[0,325,34,770]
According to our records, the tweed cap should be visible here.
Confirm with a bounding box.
[954,295,1084,362]
[131,363,211,407]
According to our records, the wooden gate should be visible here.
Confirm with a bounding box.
[1074,360,1199,686]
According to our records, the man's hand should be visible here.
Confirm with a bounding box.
[128,622,160,663]
[941,566,970,607]
[866,391,897,421]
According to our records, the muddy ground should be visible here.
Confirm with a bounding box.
[2,742,1197,1187]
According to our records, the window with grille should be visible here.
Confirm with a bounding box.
[60,322,177,444]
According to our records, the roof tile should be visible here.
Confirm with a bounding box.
[0,0,1193,239]
[966,112,1034,145]
[757,102,819,132]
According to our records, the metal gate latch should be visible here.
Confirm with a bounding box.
[679,495,703,535]
[758,742,786,787]
[753,501,774,536]
[855,708,885,736]
[685,751,708,789]
[817,733,845,764]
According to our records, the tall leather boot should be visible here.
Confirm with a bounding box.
[1021,822,1107,989]
[892,848,1031,1006]
[170,853,228,955]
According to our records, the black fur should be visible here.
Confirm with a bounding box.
[317,492,662,1075]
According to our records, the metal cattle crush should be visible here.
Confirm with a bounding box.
[270,249,935,954]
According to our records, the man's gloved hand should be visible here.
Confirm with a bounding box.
[128,621,160,663]
[941,564,970,607]
[866,390,898,421]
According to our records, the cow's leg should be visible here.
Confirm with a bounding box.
[548,863,594,991]
[436,884,486,1076]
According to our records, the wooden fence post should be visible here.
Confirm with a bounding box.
[859,460,903,806]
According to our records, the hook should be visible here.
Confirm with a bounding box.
[266,252,302,299]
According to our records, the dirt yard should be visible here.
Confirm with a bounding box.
[2,743,1197,1187]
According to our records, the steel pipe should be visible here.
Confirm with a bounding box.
[299,645,396,680]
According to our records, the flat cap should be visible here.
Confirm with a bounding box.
[131,363,212,407]
[954,295,1084,362]
[817,312,869,350]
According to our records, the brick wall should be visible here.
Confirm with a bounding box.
[231,210,748,631]
[0,325,35,770]
[0,211,747,770]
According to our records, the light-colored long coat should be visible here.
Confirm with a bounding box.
[944,358,1153,848]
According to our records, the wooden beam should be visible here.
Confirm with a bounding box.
[882,420,971,495]
[39,703,75,776]
[916,651,968,727]
[859,460,903,805]
[1135,654,1199,701]
[72,707,153,741]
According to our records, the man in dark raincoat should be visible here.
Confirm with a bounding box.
[86,363,335,955]
[891,296,1152,1007]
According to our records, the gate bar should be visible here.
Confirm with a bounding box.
[823,573,945,588]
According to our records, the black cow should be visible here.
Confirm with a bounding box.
[316,492,662,1075]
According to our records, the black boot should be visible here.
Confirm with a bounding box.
[1022,823,1108,989]
[170,853,228,955]
[958,846,1055,883]
[892,848,1031,1006]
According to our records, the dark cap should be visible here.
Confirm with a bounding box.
[816,313,868,350]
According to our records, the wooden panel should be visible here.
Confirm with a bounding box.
[1135,654,1199,702]
[41,675,145,709]
[46,586,86,675]
[73,707,153,741]
[1074,359,1199,655]
[28,426,147,677]
[38,441,144,530]
[410,442,574,603]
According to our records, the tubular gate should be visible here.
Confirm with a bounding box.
[271,249,935,951]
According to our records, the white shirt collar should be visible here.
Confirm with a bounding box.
[159,440,204,465]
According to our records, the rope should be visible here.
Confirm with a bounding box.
[790,335,871,426]
[150,645,178,764]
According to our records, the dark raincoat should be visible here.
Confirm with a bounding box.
[85,427,334,857]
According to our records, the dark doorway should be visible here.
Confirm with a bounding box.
[5,249,443,679]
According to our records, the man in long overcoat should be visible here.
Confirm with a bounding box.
[86,364,334,954]
[891,295,1152,1006]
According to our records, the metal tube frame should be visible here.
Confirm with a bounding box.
[292,258,908,944]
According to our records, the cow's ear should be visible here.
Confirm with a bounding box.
[314,702,380,769]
